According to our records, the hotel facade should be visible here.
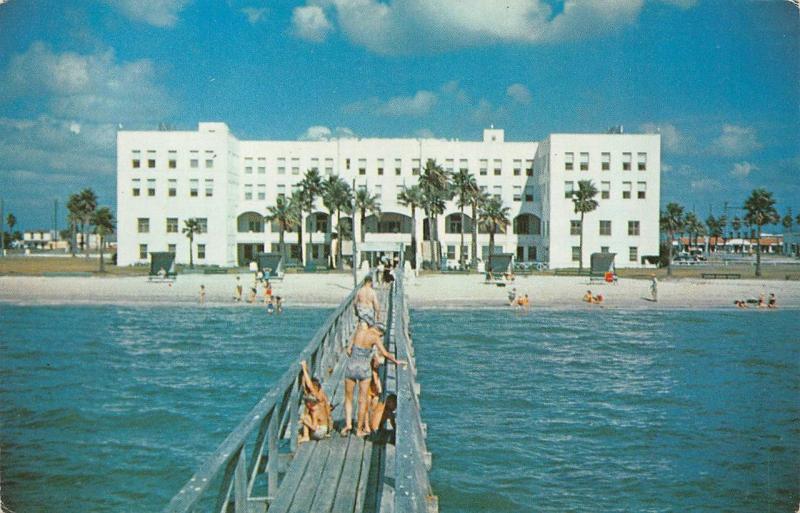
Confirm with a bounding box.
[117,122,660,269]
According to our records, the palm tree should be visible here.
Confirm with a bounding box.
[354,188,381,243]
[731,216,742,250]
[418,159,452,265]
[744,188,779,277]
[299,169,323,265]
[322,176,351,269]
[469,188,489,270]
[182,218,201,269]
[397,185,425,269]
[706,215,724,253]
[684,212,699,250]
[478,196,510,272]
[266,196,299,266]
[91,207,115,272]
[66,193,82,256]
[452,168,477,269]
[334,181,353,270]
[78,188,97,258]
[660,202,684,276]
[782,208,793,234]
[571,180,599,272]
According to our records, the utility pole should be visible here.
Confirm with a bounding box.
[352,178,358,288]
[53,199,59,240]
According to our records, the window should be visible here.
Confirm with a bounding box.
[629,246,638,262]
[479,159,488,176]
[148,159,156,168]
[168,150,177,169]
[245,157,253,174]
[601,181,610,200]
[564,181,575,199]
[205,150,214,168]
[493,159,502,176]
[196,218,208,233]
[147,178,156,196]
[345,158,351,170]
[168,179,177,197]
[132,150,141,168]
[447,245,456,260]
[622,152,632,171]
[197,244,206,260]
[572,246,581,262]
[147,150,156,168]
[190,179,199,197]
[599,220,612,236]
[622,181,632,199]
[325,158,334,176]
[358,158,366,175]
[579,152,589,171]
[513,186,522,202]
[277,184,286,200]
[205,179,214,197]
[492,185,502,201]
[137,218,150,233]
[528,246,537,260]
[190,150,199,168]
[412,159,420,175]
[375,184,382,201]
[600,152,610,171]
[448,216,462,233]
[310,158,319,172]
[377,220,401,233]
[166,218,178,233]
[359,168,366,175]
[139,244,148,260]
[525,159,533,176]
[525,186,534,202]
[168,244,176,254]
[445,159,454,173]
[565,152,574,171]
[291,158,299,175]
[132,178,141,197]
[244,184,253,200]
[132,159,141,168]
[395,158,402,176]
[513,159,522,176]
[278,158,286,175]
[570,220,581,236]
[459,159,469,173]
[601,246,610,254]
[637,181,647,199]
[257,184,266,200]
[628,220,640,236]
[377,158,384,175]
[637,153,647,171]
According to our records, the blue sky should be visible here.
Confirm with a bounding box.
[0,0,798,231]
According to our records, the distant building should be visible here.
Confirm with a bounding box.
[677,234,784,254]
[117,122,661,268]
[22,231,114,251]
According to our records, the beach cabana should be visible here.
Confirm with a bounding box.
[257,252,284,280]
[149,252,176,281]
[590,252,616,283]
[485,253,515,285]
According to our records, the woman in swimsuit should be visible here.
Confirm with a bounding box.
[342,324,406,437]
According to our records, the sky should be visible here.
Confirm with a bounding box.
[0,0,798,231]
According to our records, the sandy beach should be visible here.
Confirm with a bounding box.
[1,272,798,310]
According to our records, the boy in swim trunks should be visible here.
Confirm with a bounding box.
[354,275,381,328]
[298,360,332,442]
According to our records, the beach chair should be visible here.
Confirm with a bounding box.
[589,252,616,283]
[484,253,514,286]
[148,252,177,282]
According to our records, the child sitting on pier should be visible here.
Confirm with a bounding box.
[298,360,333,443]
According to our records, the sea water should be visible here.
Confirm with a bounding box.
[1,305,798,512]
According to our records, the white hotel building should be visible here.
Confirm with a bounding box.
[117,122,660,269]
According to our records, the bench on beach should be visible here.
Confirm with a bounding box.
[43,271,94,277]
[701,272,741,279]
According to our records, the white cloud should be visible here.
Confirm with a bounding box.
[506,83,532,105]
[298,125,355,140]
[345,90,437,117]
[414,128,435,138]
[1,42,173,123]
[105,0,190,28]
[241,7,268,24]
[690,178,722,192]
[712,124,762,157]
[731,161,758,178]
[292,5,333,42]
[302,0,651,54]
[640,122,690,154]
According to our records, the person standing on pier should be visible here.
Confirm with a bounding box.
[354,276,381,328]
[342,324,405,438]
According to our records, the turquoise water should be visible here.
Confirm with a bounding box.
[1,305,798,512]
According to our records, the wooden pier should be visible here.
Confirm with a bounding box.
[163,270,437,513]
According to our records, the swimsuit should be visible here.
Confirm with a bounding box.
[355,304,377,328]
[312,425,329,440]
[346,345,372,381]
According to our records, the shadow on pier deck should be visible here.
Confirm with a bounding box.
[163,271,437,513]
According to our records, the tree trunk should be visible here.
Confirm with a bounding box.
[488,228,495,273]
[410,206,417,269]
[471,202,478,271]
[360,209,366,243]
[189,235,194,268]
[83,222,90,258]
[98,235,105,272]
[298,214,305,266]
[70,223,77,257]
[667,229,673,277]
[459,207,465,269]
[327,210,334,269]
[755,227,762,277]
[336,210,343,271]
[307,211,314,264]
[432,214,440,266]
[279,227,286,266]
[578,212,585,272]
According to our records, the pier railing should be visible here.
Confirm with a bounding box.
[389,270,438,513]
[163,280,361,513]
